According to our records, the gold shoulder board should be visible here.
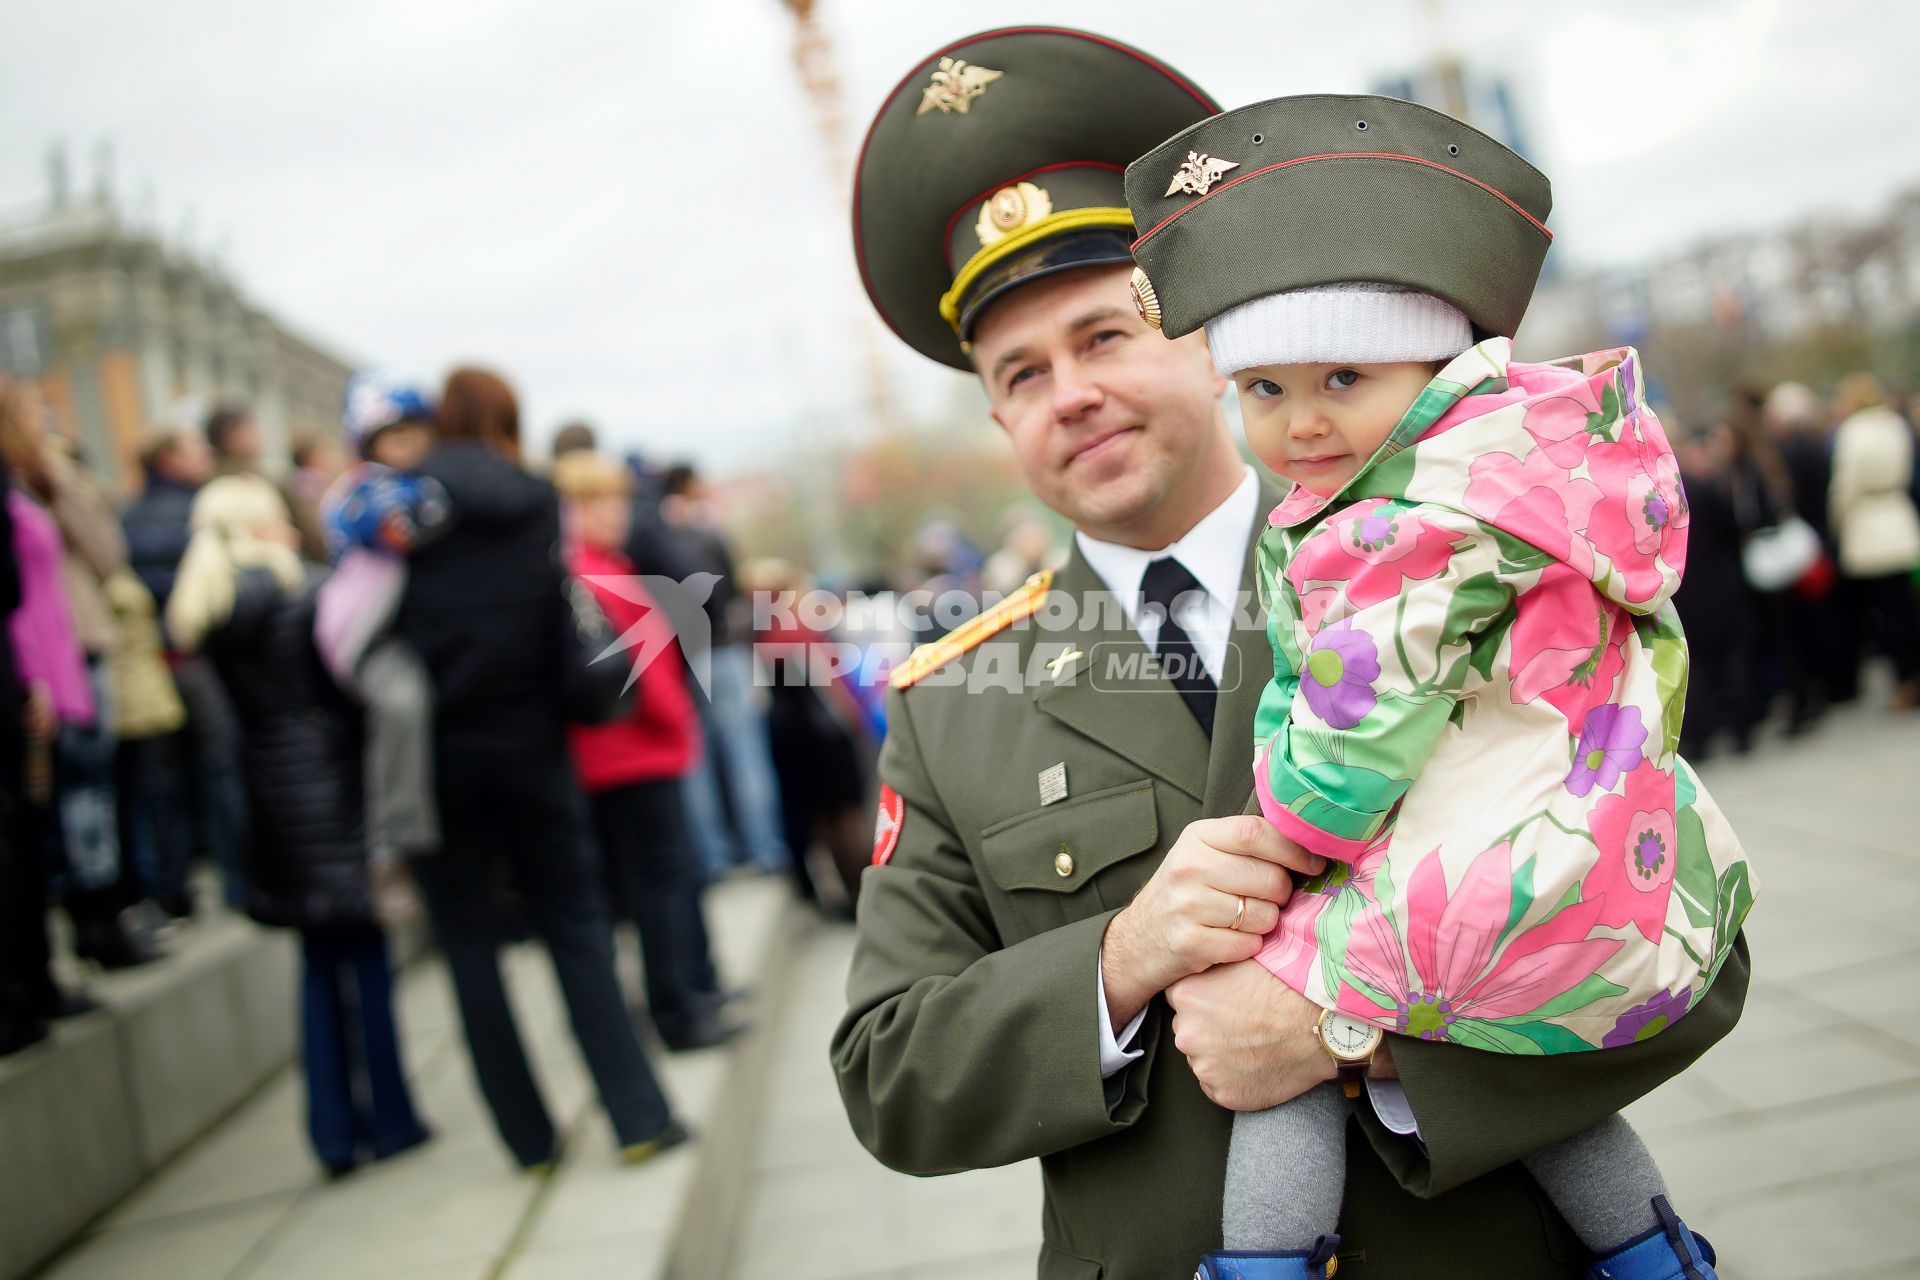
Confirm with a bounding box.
[890,569,1053,690]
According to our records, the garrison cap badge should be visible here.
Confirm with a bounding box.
[854,27,1218,370]
[1124,95,1553,342]
[1163,151,1238,197]
[917,57,1002,115]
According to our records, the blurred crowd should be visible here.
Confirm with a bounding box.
[1670,372,1920,754]
[0,367,893,1180]
[2,355,1914,1179]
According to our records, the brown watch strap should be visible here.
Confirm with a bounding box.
[1335,1059,1369,1099]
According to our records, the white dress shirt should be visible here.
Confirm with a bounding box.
[1080,467,1419,1136]
[1073,466,1261,687]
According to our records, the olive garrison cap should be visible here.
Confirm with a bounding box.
[853,27,1219,370]
[1123,95,1553,342]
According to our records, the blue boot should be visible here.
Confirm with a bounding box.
[1590,1196,1717,1280]
[1196,1236,1340,1279]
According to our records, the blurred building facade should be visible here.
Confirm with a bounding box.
[0,151,352,492]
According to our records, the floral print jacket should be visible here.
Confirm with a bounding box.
[1252,338,1753,1053]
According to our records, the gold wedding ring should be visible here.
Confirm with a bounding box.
[1231,894,1247,932]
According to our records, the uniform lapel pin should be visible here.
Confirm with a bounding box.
[1038,762,1069,806]
[1046,647,1084,681]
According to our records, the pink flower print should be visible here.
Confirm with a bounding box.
[1256,890,1330,992]
[1335,841,1626,1036]
[1507,565,1627,722]
[1586,442,1691,602]
[1583,763,1679,942]
[1306,504,1459,612]
[1295,584,1339,634]
[1463,449,1602,579]
[1565,703,1647,797]
[1301,619,1380,729]
[1521,388,1607,469]
[1602,987,1689,1048]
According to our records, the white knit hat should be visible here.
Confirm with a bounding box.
[1204,282,1472,376]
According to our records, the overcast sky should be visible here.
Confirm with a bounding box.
[3,0,1914,472]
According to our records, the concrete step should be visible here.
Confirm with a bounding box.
[24,874,808,1280]
[0,913,299,1280]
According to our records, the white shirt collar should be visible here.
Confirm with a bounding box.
[1073,466,1261,617]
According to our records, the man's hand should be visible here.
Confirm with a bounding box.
[1100,816,1324,1026]
[1167,960,1339,1110]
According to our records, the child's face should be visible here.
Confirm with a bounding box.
[1234,360,1438,496]
[369,421,434,471]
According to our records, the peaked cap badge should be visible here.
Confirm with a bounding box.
[917,57,1004,116]
[1164,150,1240,197]
[975,181,1053,247]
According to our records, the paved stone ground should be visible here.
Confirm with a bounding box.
[32,704,1920,1279]
[726,702,1920,1280]
[35,877,788,1280]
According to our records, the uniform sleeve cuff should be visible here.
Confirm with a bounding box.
[1096,955,1149,1079]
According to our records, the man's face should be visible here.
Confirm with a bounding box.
[165,432,216,486]
[224,419,261,463]
[970,265,1231,547]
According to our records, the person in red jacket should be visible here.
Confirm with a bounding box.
[555,452,743,1052]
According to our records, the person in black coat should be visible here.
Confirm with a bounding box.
[394,368,684,1170]
[125,426,249,909]
[1674,428,1758,757]
[168,474,428,1176]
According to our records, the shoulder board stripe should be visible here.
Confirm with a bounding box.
[890,569,1053,690]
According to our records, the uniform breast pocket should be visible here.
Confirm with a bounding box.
[979,780,1160,938]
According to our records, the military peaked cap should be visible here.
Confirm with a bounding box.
[854,27,1218,370]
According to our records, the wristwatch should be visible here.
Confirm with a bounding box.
[1314,1008,1383,1099]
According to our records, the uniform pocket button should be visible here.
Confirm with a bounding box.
[1054,845,1074,878]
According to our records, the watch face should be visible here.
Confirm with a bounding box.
[1322,1013,1382,1060]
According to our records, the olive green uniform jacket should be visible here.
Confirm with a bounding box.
[832,481,1748,1280]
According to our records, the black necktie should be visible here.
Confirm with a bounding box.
[1140,556,1218,736]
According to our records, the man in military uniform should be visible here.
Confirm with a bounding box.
[832,28,1748,1280]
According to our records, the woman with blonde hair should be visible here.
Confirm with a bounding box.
[1829,373,1920,709]
[171,474,430,1177]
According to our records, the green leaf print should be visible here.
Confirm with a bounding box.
[1468,605,1517,684]
[1673,807,1714,929]
[1311,876,1364,993]
[1447,1020,1546,1055]
[1503,1021,1597,1054]
[1526,972,1629,1021]
[1503,853,1539,941]
[1358,447,1420,499]
[1643,608,1689,761]
[1707,861,1755,985]
[1584,382,1622,444]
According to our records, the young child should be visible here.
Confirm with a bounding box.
[314,372,450,872]
[1123,97,1753,1280]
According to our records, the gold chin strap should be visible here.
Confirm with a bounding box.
[937,207,1133,332]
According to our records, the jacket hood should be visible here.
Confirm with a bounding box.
[418,441,554,528]
[1270,339,1688,615]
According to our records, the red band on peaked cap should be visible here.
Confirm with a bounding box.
[1133,151,1554,249]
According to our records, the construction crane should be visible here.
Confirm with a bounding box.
[779,0,898,436]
